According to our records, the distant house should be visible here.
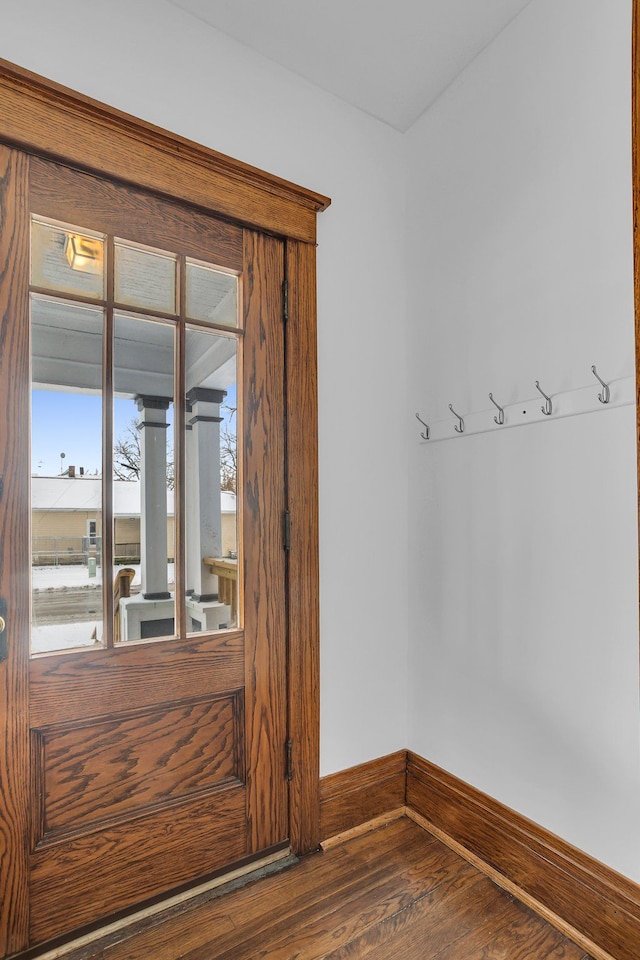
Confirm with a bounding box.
[31,476,237,565]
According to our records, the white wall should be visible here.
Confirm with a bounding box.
[406,0,640,880]
[0,0,410,775]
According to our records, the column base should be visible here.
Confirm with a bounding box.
[186,596,231,632]
[119,595,175,642]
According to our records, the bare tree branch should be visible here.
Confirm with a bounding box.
[113,419,174,489]
[220,404,237,493]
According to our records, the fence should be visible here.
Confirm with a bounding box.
[32,536,104,566]
[114,542,141,564]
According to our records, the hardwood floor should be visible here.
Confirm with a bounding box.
[65,817,592,960]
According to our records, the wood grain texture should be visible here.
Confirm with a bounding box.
[80,819,437,960]
[320,808,407,851]
[407,751,639,960]
[407,807,615,960]
[0,146,31,956]
[320,750,407,841]
[61,820,413,960]
[324,875,586,960]
[29,784,248,943]
[57,817,589,960]
[30,158,243,273]
[201,835,482,960]
[0,58,329,244]
[36,694,241,842]
[29,631,244,725]
[285,239,321,855]
[242,229,288,852]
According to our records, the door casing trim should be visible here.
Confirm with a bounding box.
[0,59,330,244]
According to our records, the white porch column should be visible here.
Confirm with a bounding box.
[136,395,170,599]
[186,387,225,602]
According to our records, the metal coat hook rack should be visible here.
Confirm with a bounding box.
[415,363,629,443]
[449,403,464,434]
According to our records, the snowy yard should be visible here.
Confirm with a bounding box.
[32,620,102,653]
[32,563,176,590]
[31,563,176,654]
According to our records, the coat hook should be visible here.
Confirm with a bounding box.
[535,380,553,416]
[415,412,430,440]
[488,392,505,426]
[591,365,610,404]
[448,403,464,434]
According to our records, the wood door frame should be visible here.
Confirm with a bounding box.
[0,57,326,954]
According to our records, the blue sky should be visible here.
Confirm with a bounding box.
[31,384,236,476]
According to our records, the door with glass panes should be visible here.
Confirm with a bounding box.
[1,152,288,949]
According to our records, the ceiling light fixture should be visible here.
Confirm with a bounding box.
[65,233,103,274]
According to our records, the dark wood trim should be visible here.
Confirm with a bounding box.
[0,58,330,245]
[407,751,640,960]
[241,229,288,854]
[285,241,322,856]
[0,145,32,956]
[320,751,407,842]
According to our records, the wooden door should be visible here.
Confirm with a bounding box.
[0,148,289,952]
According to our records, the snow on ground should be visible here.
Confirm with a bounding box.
[31,621,102,654]
[31,564,176,653]
[32,565,104,589]
[32,563,175,589]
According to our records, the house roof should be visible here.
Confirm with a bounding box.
[31,477,237,515]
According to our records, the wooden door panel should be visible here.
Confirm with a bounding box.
[29,631,244,725]
[29,785,248,942]
[33,691,243,842]
[0,154,290,951]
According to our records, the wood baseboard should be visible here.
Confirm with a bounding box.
[321,749,640,959]
[407,751,640,960]
[319,750,407,841]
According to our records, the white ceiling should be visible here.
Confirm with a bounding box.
[168,0,533,131]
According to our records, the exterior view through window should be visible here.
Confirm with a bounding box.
[30,216,240,654]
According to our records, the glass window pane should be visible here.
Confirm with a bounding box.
[186,261,238,328]
[115,242,177,314]
[31,296,104,654]
[31,217,105,300]
[114,313,175,643]
[185,327,238,633]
